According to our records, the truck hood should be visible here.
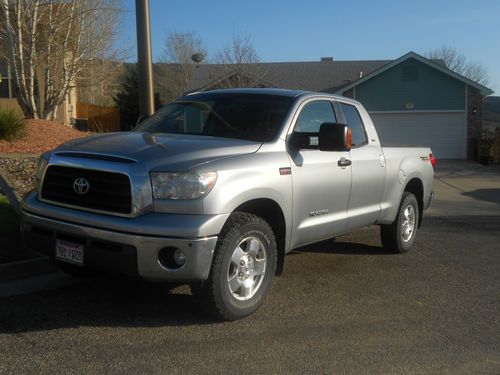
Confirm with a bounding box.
[54,132,262,171]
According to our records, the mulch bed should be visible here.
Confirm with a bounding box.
[0,119,90,154]
[0,119,91,196]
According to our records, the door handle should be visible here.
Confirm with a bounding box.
[338,158,352,167]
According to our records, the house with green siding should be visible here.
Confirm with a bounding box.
[184,51,493,159]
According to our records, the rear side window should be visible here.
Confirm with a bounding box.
[339,103,367,146]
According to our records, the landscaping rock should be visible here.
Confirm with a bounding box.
[0,157,37,197]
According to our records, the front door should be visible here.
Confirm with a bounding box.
[288,100,352,249]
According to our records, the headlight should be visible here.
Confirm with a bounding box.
[34,152,50,190]
[151,171,217,200]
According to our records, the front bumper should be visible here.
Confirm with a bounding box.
[21,193,225,281]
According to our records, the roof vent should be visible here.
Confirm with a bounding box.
[321,57,334,63]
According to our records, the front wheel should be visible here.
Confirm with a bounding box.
[192,212,277,321]
[381,192,419,253]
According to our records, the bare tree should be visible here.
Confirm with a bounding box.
[77,60,126,107]
[213,34,267,89]
[426,45,490,86]
[158,31,206,98]
[0,0,123,120]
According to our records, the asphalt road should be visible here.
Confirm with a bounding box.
[1,215,499,374]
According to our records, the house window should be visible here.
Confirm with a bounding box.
[402,65,418,81]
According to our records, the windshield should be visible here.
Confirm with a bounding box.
[135,93,295,142]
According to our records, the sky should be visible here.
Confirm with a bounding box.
[117,0,500,94]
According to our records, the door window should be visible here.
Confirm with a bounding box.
[294,101,337,148]
[295,101,337,132]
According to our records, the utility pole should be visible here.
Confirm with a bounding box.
[135,0,154,117]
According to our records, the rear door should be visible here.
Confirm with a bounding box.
[288,99,352,249]
[337,101,386,230]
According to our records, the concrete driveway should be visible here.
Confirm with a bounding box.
[426,160,500,217]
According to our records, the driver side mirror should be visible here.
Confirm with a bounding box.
[319,123,352,152]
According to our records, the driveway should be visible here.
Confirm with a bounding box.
[0,160,499,374]
[426,160,500,217]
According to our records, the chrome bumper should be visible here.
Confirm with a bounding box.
[21,195,225,281]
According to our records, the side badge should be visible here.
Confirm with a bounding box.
[279,167,291,175]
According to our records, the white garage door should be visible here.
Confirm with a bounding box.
[370,112,466,159]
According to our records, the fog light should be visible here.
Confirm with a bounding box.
[173,249,186,266]
[158,247,185,269]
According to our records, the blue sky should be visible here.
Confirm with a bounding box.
[118,0,500,93]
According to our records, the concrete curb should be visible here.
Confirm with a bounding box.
[0,164,56,283]
[0,168,21,214]
[0,251,57,283]
[0,153,41,158]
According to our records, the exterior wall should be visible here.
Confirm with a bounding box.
[0,59,12,99]
[342,88,354,98]
[352,58,465,111]
[466,85,483,160]
[0,98,23,116]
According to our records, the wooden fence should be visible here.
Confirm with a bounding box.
[76,102,120,132]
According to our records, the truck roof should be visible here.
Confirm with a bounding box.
[185,88,350,101]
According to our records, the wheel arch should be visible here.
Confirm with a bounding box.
[231,198,287,276]
[403,177,424,227]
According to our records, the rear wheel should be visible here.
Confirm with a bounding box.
[381,192,419,253]
[193,212,277,321]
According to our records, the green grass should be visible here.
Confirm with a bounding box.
[0,194,19,237]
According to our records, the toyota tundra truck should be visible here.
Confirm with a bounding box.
[21,89,435,320]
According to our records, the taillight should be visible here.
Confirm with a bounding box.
[429,153,437,168]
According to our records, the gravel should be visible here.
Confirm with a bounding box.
[0,157,38,197]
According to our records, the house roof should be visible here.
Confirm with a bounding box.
[183,52,493,96]
[184,59,391,93]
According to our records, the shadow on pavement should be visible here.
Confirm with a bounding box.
[293,235,394,256]
[0,278,217,334]
[463,188,500,205]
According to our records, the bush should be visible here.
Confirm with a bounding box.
[0,109,26,141]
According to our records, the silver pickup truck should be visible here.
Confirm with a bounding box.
[21,88,435,320]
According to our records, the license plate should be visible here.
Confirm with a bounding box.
[56,239,84,266]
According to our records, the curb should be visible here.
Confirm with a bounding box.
[0,251,57,283]
[0,169,21,214]
[0,167,56,283]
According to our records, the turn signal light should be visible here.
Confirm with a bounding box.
[429,153,437,168]
[345,128,352,150]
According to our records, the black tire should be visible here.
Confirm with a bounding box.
[381,192,419,253]
[192,212,277,321]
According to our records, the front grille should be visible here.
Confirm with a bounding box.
[41,166,132,214]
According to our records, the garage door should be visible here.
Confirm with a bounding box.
[370,112,466,159]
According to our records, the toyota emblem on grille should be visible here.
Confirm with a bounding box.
[73,178,90,195]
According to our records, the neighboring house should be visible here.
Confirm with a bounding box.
[186,52,494,160]
[0,59,13,99]
[0,58,77,125]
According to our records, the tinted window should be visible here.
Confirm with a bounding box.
[136,93,294,142]
[339,103,367,146]
[294,101,337,132]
